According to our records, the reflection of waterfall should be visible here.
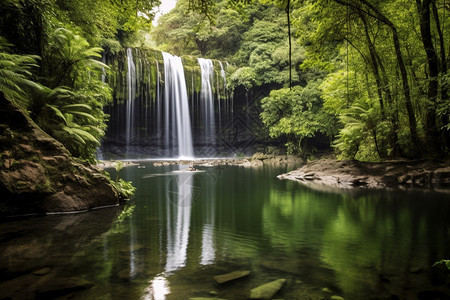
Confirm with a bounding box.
[200,224,215,265]
[200,175,215,265]
[165,169,193,272]
[163,52,194,159]
[198,58,215,145]
[126,48,136,148]
[142,275,170,300]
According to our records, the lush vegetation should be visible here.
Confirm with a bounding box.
[0,0,160,197]
[154,0,449,160]
[0,0,160,160]
[1,0,449,163]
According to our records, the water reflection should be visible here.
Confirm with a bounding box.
[165,168,194,273]
[3,165,448,299]
[142,275,170,300]
[201,172,216,265]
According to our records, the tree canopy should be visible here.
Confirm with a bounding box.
[155,0,449,159]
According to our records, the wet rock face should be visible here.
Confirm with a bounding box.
[0,93,120,217]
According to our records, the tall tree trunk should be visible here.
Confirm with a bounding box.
[375,51,401,157]
[286,0,292,90]
[431,0,448,75]
[416,0,442,154]
[431,0,449,150]
[333,0,421,152]
[360,12,385,120]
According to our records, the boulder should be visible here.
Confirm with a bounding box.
[0,93,121,217]
[249,278,286,299]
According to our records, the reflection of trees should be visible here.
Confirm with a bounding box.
[262,187,450,298]
[262,185,341,253]
[321,192,450,299]
[0,207,121,299]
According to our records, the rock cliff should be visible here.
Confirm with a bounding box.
[0,93,120,217]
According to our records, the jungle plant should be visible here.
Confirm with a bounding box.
[30,27,112,160]
[111,160,136,200]
[0,36,40,106]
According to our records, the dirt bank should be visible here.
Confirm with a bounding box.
[278,158,450,193]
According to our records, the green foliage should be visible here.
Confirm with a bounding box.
[229,67,257,91]
[111,160,136,199]
[0,37,41,106]
[334,105,391,161]
[154,0,305,89]
[112,179,136,200]
[43,27,108,89]
[260,82,336,155]
[433,259,450,270]
[27,28,112,160]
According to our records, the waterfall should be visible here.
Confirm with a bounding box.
[101,48,260,159]
[163,52,194,159]
[126,48,136,148]
[156,59,162,147]
[218,61,228,133]
[198,58,215,145]
[219,61,227,91]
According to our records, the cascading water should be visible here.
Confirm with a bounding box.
[126,48,136,148]
[163,52,194,159]
[156,59,162,147]
[198,58,215,146]
[218,61,228,133]
[101,48,261,159]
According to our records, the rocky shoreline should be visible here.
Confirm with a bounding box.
[278,158,450,193]
[97,153,303,169]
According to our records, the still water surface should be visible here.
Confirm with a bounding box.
[0,163,449,299]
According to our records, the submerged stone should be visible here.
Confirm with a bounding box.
[33,267,51,276]
[249,278,286,299]
[214,270,251,284]
[35,277,94,298]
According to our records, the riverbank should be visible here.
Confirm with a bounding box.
[278,158,450,193]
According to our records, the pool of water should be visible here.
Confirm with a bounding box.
[0,163,449,299]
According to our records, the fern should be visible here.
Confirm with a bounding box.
[0,37,41,106]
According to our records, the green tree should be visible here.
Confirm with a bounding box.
[260,82,337,156]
